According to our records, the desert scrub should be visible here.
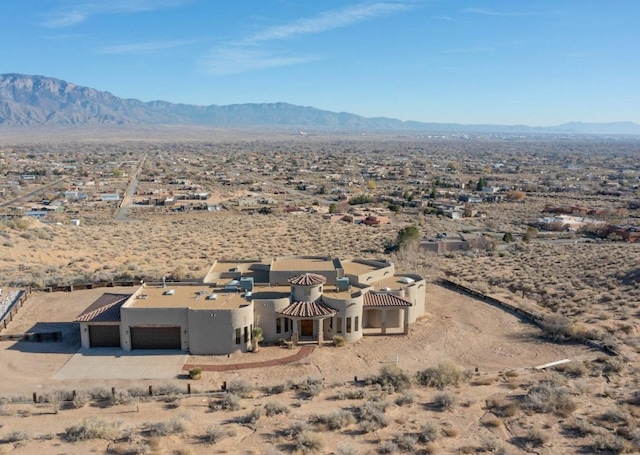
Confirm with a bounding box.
[65,418,124,441]
[526,380,577,417]
[394,390,416,406]
[417,362,468,389]
[200,424,227,444]
[226,378,254,397]
[354,400,390,433]
[419,422,440,443]
[146,416,190,436]
[212,393,241,411]
[310,409,356,430]
[264,401,291,417]
[432,392,457,411]
[369,365,412,393]
[296,377,324,398]
[295,430,324,454]
[332,335,345,347]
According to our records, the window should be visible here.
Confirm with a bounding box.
[276,318,282,334]
[337,317,342,334]
[285,318,290,332]
[244,326,249,343]
[329,317,333,330]
[235,328,241,345]
[355,316,359,332]
[346,317,352,333]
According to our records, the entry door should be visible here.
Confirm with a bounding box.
[300,320,314,337]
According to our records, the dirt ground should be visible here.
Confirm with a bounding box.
[0,284,605,454]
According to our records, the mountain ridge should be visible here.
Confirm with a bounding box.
[1,73,639,134]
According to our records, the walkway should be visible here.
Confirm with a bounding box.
[183,345,315,372]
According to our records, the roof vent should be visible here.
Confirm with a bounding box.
[163,289,175,296]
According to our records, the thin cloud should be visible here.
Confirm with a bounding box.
[42,0,192,28]
[100,40,197,55]
[203,47,322,75]
[244,2,412,44]
[205,1,414,75]
[462,8,535,17]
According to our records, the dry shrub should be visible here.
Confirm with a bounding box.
[146,416,190,436]
[264,401,290,417]
[418,422,440,443]
[65,418,123,441]
[295,430,323,454]
[433,392,457,411]
[369,365,412,393]
[417,362,468,389]
[526,380,577,417]
[483,416,503,428]
[310,409,355,430]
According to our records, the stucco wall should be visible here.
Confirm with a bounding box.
[322,293,363,342]
[187,303,254,355]
[253,296,291,342]
[120,307,189,352]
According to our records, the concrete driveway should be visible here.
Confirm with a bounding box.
[54,348,188,380]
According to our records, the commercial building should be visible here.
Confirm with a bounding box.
[75,256,426,355]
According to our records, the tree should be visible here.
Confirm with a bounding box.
[251,327,264,353]
[476,177,488,191]
[367,179,376,190]
[328,203,338,214]
[396,226,420,248]
[523,227,538,242]
[502,232,514,243]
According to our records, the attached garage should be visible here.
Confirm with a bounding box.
[88,325,121,347]
[130,326,181,350]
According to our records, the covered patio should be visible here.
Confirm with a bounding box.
[278,299,336,345]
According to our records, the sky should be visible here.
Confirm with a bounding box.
[2,0,639,126]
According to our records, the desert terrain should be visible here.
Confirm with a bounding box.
[0,134,638,454]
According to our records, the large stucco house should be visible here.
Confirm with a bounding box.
[75,256,426,355]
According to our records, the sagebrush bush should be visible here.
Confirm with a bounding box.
[417,362,468,389]
[146,416,190,436]
[311,409,356,430]
[370,365,412,392]
[526,380,577,417]
[200,425,226,444]
[432,392,457,411]
[295,430,323,454]
[419,422,439,443]
[65,418,123,441]
[264,401,290,417]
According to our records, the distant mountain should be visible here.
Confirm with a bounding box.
[1,73,639,134]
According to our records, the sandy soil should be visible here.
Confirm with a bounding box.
[0,285,604,454]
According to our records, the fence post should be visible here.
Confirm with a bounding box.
[187,383,191,395]
[148,385,153,396]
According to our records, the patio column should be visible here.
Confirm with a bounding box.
[317,319,324,346]
[381,309,387,335]
[403,308,409,335]
[292,318,299,345]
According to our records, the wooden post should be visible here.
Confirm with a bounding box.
[187,384,191,395]
[222,381,227,391]
[111,387,116,396]
[33,392,37,403]
[148,385,153,396]
[72,390,77,399]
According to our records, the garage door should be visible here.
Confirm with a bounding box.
[89,325,121,348]
[130,326,181,350]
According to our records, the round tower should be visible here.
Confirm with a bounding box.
[288,273,326,302]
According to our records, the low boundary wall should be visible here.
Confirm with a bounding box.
[437,278,618,357]
[0,290,27,331]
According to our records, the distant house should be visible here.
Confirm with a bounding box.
[101,193,120,202]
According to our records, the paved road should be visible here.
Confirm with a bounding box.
[114,154,147,221]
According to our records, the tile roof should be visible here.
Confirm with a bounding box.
[364,292,412,307]
[287,273,327,286]
[74,293,131,323]
[278,298,336,318]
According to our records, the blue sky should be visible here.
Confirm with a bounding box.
[2,1,639,126]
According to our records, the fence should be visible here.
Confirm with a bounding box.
[0,290,27,331]
[437,278,618,356]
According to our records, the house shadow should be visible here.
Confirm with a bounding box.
[6,322,80,354]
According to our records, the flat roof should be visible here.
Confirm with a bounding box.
[129,284,291,310]
[342,260,384,276]
[271,257,335,272]
[372,275,416,292]
[130,285,251,310]
[210,260,267,274]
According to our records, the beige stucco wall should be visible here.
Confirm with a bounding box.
[322,293,363,342]
[291,283,323,302]
[346,260,395,285]
[187,303,254,355]
[401,275,427,322]
[120,307,189,352]
[253,296,291,342]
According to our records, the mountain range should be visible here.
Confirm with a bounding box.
[1,73,639,135]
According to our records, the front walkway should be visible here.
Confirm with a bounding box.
[183,345,315,372]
